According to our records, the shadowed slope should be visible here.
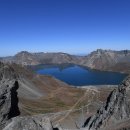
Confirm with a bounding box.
[83,76,130,130]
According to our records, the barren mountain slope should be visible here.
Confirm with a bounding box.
[82,49,130,72]
[6,63,85,115]
[1,49,130,73]
[1,51,80,65]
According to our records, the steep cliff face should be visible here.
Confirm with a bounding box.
[83,76,130,130]
[0,62,20,129]
[82,49,130,71]
[82,50,117,70]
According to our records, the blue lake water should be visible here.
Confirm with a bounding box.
[35,65,127,86]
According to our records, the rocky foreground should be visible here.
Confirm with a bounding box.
[0,62,130,130]
[82,76,130,130]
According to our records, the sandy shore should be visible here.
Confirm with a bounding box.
[76,85,118,89]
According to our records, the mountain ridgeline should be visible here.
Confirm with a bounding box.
[81,49,130,73]
[1,49,130,73]
[1,51,80,65]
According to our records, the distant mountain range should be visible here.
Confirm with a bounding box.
[1,49,130,73]
[0,51,80,65]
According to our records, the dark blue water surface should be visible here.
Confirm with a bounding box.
[35,65,127,86]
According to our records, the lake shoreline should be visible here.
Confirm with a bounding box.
[76,85,118,89]
[30,64,127,86]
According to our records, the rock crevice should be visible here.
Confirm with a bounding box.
[8,81,20,119]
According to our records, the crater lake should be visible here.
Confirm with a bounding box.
[32,64,127,86]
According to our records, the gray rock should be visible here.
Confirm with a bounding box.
[82,49,130,71]
[0,62,20,129]
[3,116,53,130]
[83,76,130,130]
[1,51,80,65]
[0,62,54,130]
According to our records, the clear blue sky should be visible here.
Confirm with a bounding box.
[0,0,130,56]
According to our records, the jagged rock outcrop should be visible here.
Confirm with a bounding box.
[83,76,130,130]
[0,62,54,130]
[3,116,53,130]
[0,62,20,129]
[0,80,16,129]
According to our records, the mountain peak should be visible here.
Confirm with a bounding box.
[15,51,31,56]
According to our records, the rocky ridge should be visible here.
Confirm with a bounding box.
[1,51,80,66]
[0,62,20,129]
[0,62,54,130]
[83,75,130,130]
[1,49,130,73]
[82,49,130,72]
[3,116,53,130]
